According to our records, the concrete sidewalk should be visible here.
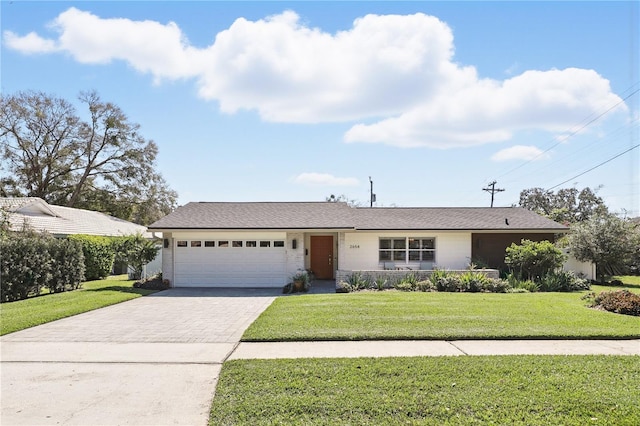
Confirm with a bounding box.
[229,339,640,360]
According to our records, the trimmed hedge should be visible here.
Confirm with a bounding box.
[1,232,85,302]
[68,234,116,280]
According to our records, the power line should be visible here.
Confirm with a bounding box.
[496,85,640,180]
[501,118,639,188]
[546,143,640,191]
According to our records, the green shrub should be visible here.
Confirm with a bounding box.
[593,290,640,316]
[516,280,540,292]
[483,278,511,293]
[1,232,50,301]
[416,280,436,292]
[430,270,463,292]
[343,272,371,291]
[68,235,115,280]
[505,239,566,282]
[46,238,85,293]
[133,273,170,290]
[336,281,353,293]
[373,276,388,291]
[1,232,85,302]
[393,281,415,292]
[539,270,590,292]
[459,271,491,293]
[112,233,160,280]
[393,273,420,291]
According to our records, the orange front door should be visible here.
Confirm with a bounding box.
[310,236,334,280]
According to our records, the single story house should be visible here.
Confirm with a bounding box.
[148,202,584,288]
[1,197,148,237]
[1,197,161,276]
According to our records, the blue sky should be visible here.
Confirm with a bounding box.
[2,1,639,215]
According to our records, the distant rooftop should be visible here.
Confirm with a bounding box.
[1,197,147,236]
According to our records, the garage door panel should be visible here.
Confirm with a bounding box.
[174,245,286,287]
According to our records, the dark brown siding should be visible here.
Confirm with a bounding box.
[471,233,557,272]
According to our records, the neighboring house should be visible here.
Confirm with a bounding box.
[149,202,576,288]
[0,197,160,277]
[0,197,147,237]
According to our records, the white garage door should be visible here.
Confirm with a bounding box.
[173,239,286,287]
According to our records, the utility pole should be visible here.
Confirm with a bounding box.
[482,180,504,208]
[369,176,376,207]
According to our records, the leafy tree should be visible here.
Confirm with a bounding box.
[326,194,362,207]
[0,92,80,201]
[113,233,159,280]
[518,187,608,224]
[504,239,567,282]
[0,90,177,224]
[567,213,640,283]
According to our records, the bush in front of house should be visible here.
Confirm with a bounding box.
[344,271,372,291]
[505,239,566,282]
[338,270,509,293]
[538,270,590,292]
[1,232,85,302]
[112,233,160,280]
[506,270,590,293]
[68,234,115,280]
[459,270,492,293]
[429,269,463,292]
[133,273,170,290]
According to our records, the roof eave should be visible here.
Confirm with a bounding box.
[147,226,356,232]
[355,228,569,232]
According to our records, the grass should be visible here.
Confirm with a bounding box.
[210,355,640,425]
[242,290,640,341]
[0,275,157,335]
[611,275,640,287]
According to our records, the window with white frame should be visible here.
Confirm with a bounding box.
[379,237,435,263]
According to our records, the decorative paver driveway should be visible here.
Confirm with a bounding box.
[1,288,278,426]
[2,288,277,344]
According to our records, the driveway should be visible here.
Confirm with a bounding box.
[0,288,278,426]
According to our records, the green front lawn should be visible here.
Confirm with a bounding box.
[612,275,640,286]
[0,275,157,335]
[210,355,640,425]
[242,290,640,341]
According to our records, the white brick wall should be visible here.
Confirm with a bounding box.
[286,232,305,278]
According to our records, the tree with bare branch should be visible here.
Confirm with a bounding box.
[1,90,177,224]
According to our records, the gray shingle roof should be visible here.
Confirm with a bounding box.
[353,207,567,230]
[148,202,568,232]
[1,197,148,236]
[149,202,356,230]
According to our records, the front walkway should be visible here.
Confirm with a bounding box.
[1,288,278,426]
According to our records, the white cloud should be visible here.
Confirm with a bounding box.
[491,145,549,162]
[4,8,627,147]
[4,31,58,53]
[5,8,204,82]
[344,68,625,148]
[294,173,359,186]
